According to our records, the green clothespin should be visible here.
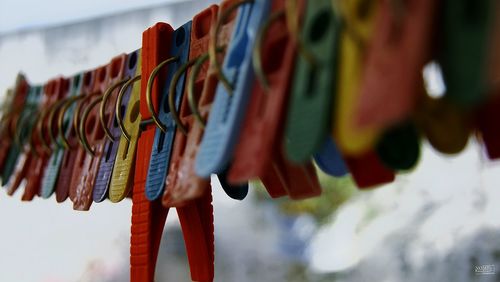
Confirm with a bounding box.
[284,0,340,163]
[440,0,495,106]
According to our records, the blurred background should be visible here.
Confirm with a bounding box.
[1,1,500,281]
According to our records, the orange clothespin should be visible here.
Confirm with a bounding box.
[130,22,173,282]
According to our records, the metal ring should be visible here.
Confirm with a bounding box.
[47,99,69,149]
[28,112,41,157]
[168,58,199,136]
[72,93,100,149]
[58,95,85,149]
[285,0,317,66]
[330,0,376,47]
[36,105,57,154]
[79,96,103,156]
[252,10,286,92]
[72,93,100,146]
[209,0,254,94]
[14,108,36,148]
[146,56,180,132]
[188,54,210,128]
[100,78,130,142]
[116,75,141,141]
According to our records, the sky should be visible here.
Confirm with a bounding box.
[0,0,187,35]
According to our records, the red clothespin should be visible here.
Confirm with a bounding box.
[476,2,500,159]
[355,0,437,132]
[167,0,246,205]
[344,151,395,189]
[55,72,90,203]
[130,22,173,282]
[71,56,127,211]
[228,0,321,199]
[0,75,29,174]
[68,70,100,202]
[23,78,68,201]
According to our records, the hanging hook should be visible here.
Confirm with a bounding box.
[79,96,103,156]
[57,95,85,149]
[146,56,180,132]
[252,10,286,92]
[116,75,141,141]
[209,0,254,94]
[99,78,130,142]
[167,57,198,136]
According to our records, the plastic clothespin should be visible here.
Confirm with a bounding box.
[314,137,349,177]
[129,23,174,282]
[68,70,100,202]
[4,86,42,195]
[145,22,191,201]
[39,78,72,198]
[476,3,500,159]
[195,0,272,177]
[23,78,68,201]
[354,0,437,132]
[108,51,142,203]
[93,52,139,202]
[228,0,323,199]
[375,120,421,171]
[415,94,471,155]
[334,0,380,155]
[0,74,30,184]
[344,151,395,189]
[54,72,91,203]
[439,0,495,106]
[281,0,339,163]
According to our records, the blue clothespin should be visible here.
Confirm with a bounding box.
[145,22,192,201]
[195,0,272,177]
